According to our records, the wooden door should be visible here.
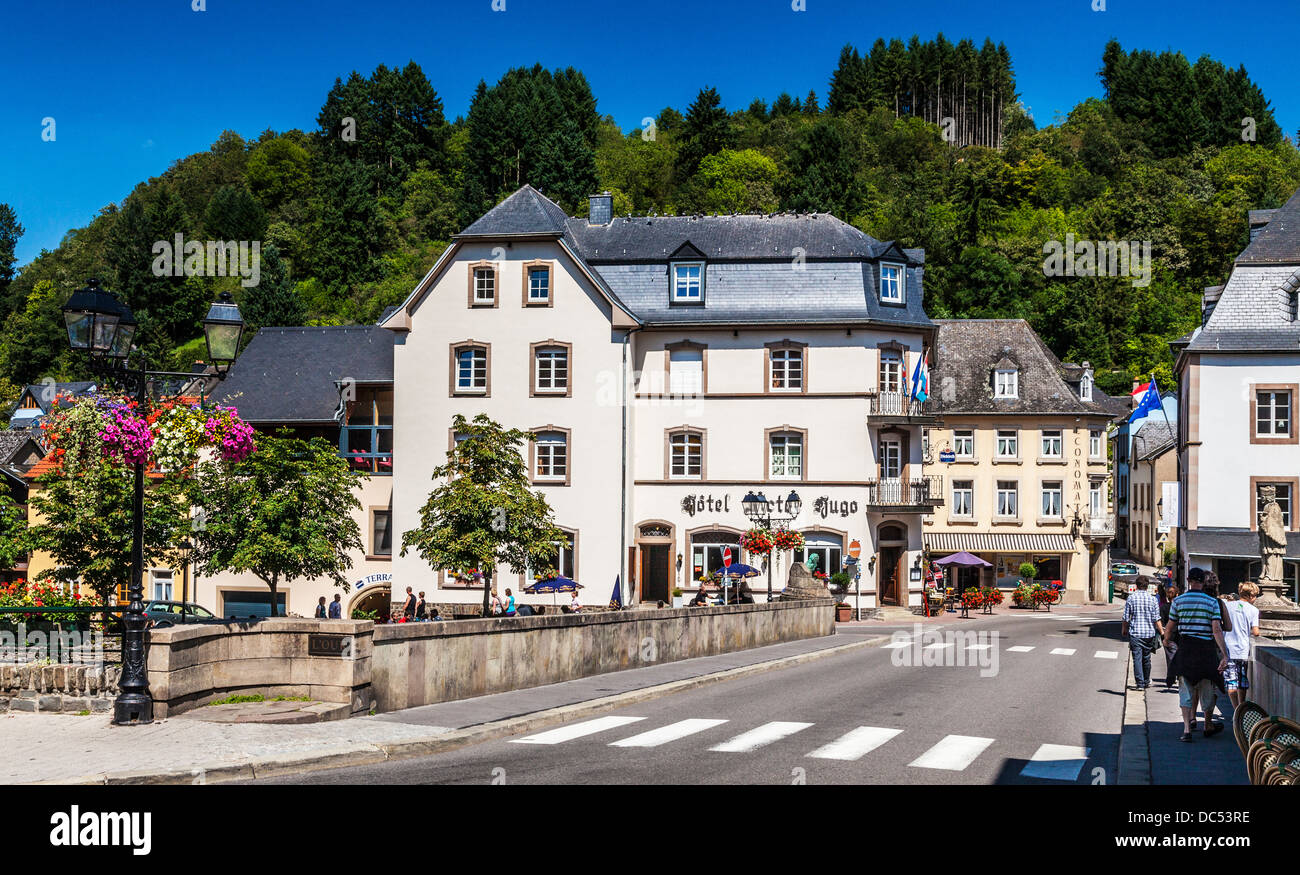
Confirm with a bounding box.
[641,545,671,603]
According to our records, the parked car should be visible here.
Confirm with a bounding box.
[142,601,220,628]
[1109,561,1140,597]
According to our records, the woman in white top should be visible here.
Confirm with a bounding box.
[570,592,581,613]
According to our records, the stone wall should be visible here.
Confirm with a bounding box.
[1253,643,1300,724]
[145,618,374,718]
[0,663,120,714]
[371,599,835,713]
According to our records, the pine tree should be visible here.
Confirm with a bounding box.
[676,86,732,179]
[240,243,303,339]
[532,116,599,212]
[0,204,23,318]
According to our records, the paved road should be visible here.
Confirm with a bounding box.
[251,608,1129,785]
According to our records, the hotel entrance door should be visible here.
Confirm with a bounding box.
[641,545,671,603]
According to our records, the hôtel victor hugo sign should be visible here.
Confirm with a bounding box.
[679,493,859,519]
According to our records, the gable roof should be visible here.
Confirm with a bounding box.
[457,185,570,238]
[929,319,1119,417]
[210,326,394,425]
[1133,420,1175,460]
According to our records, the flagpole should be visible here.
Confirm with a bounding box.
[1149,373,1182,583]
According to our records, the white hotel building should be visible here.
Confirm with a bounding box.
[381,186,942,610]
[1172,187,1300,597]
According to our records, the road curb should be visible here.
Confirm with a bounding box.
[37,633,891,785]
[1116,651,1152,785]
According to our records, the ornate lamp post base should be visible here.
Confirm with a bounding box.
[114,693,154,725]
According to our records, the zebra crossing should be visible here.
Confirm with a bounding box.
[881,640,1123,659]
[508,716,1093,781]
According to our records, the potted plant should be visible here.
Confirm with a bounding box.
[960,586,982,616]
[829,571,853,620]
[980,586,1003,614]
[671,587,684,608]
[1018,562,1038,585]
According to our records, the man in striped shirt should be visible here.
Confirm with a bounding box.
[1163,569,1230,742]
[1121,576,1163,690]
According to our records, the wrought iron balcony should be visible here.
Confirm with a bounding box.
[868,391,941,426]
[866,476,944,512]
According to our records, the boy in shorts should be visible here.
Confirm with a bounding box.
[1222,581,1261,709]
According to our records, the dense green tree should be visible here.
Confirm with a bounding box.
[402,414,568,617]
[240,244,303,340]
[0,204,23,317]
[245,135,313,212]
[697,149,779,214]
[676,87,731,179]
[532,117,599,212]
[190,431,363,617]
[781,121,861,216]
[0,491,28,572]
[204,184,267,242]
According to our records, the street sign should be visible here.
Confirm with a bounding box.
[723,546,732,568]
[848,539,861,559]
[939,450,956,462]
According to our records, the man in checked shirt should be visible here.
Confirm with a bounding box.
[1122,575,1164,690]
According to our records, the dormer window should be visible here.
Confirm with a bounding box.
[995,368,1018,399]
[672,263,703,303]
[880,264,905,304]
[1080,372,1093,401]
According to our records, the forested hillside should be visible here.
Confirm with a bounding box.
[2,36,1298,415]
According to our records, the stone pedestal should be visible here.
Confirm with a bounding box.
[1254,577,1300,640]
[778,563,832,601]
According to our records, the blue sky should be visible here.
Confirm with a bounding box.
[3,0,1297,268]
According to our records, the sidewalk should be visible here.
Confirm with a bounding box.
[1142,662,1249,785]
[0,630,888,784]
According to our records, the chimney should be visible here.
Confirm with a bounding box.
[588,191,612,225]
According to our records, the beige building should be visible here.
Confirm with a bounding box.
[1128,420,1177,568]
[922,320,1122,604]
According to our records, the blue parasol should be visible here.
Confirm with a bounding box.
[523,575,582,594]
[712,563,761,578]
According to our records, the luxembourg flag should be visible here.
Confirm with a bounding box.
[910,350,930,402]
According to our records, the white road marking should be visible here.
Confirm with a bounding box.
[510,716,645,744]
[909,735,995,771]
[1007,645,1035,652]
[1020,744,1091,781]
[923,642,954,650]
[881,641,912,649]
[1094,651,1119,659]
[609,719,729,748]
[1050,648,1077,656]
[807,726,903,761]
[709,721,813,753]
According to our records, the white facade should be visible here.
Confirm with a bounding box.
[383,190,939,611]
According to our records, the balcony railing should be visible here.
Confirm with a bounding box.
[1080,513,1116,538]
[867,476,944,508]
[868,391,940,424]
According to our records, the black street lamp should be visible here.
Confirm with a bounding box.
[742,488,802,601]
[62,279,243,725]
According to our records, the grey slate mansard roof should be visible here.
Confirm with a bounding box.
[211,326,394,425]
[453,185,934,329]
[1185,527,1300,561]
[928,319,1120,417]
[1183,186,1300,354]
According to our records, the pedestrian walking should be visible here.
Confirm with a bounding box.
[1121,575,1163,690]
[503,588,517,617]
[314,597,328,619]
[1222,581,1261,709]
[1158,581,1179,688]
[1164,569,1230,742]
[328,594,342,619]
[401,586,416,621]
[415,591,427,621]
